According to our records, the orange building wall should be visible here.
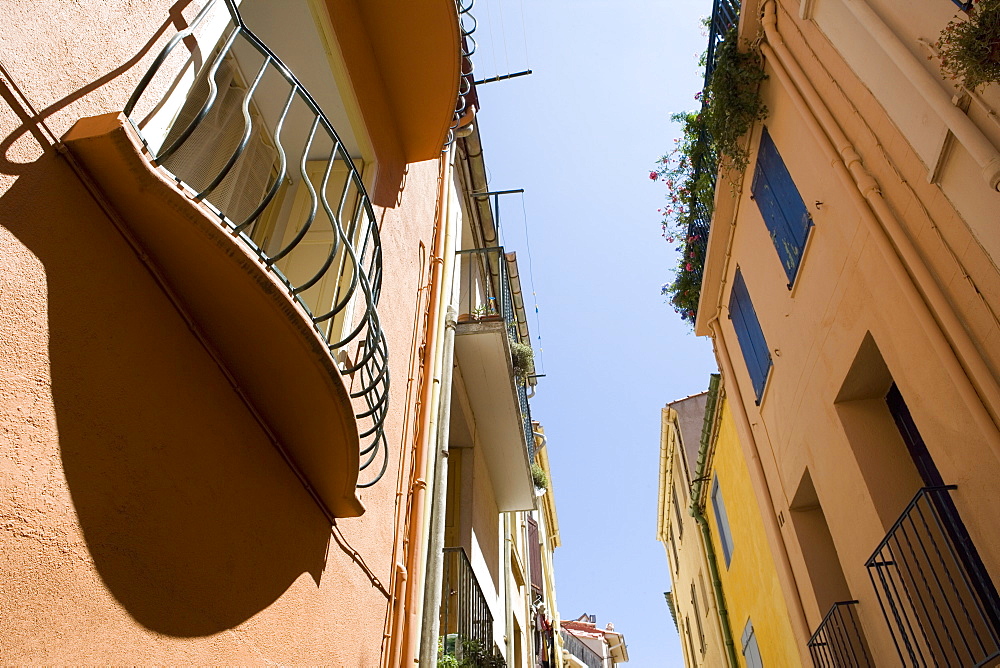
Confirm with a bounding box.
[0,0,440,662]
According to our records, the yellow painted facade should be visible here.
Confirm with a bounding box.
[657,392,729,668]
[704,396,800,667]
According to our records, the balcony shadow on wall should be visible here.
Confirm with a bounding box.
[1,149,332,638]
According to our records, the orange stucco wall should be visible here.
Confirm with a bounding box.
[0,0,440,661]
[701,0,1000,663]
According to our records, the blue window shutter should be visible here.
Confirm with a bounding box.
[752,127,812,285]
[742,619,765,668]
[729,268,772,402]
[711,476,736,567]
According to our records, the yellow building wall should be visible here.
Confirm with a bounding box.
[706,398,801,667]
[659,404,728,668]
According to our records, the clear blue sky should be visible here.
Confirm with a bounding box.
[470,1,717,665]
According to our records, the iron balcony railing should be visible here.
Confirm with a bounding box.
[705,0,741,83]
[517,377,535,462]
[561,629,603,668]
[123,0,390,486]
[440,547,505,665]
[447,0,477,147]
[456,246,535,461]
[807,601,874,667]
[686,0,740,312]
[866,486,1000,666]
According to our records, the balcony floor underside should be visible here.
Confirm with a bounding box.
[62,112,364,519]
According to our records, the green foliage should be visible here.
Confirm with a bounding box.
[651,27,766,323]
[652,111,716,321]
[702,29,768,175]
[438,639,460,668]
[938,0,1000,90]
[510,341,535,381]
[531,462,548,490]
[438,636,506,668]
[460,639,505,668]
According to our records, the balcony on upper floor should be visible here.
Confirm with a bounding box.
[866,486,1000,666]
[673,0,741,323]
[808,601,874,667]
[453,246,536,512]
[61,0,473,518]
[439,546,507,666]
[561,629,604,668]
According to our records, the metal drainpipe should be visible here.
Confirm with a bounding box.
[504,512,515,663]
[532,431,547,451]
[395,144,456,666]
[839,0,1000,190]
[689,375,740,668]
[419,306,458,666]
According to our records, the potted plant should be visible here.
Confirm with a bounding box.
[939,0,1000,89]
[531,462,548,491]
[509,341,534,384]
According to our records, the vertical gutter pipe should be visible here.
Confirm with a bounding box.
[419,304,458,665]
[839,0,1000,190]
[504,512,515,662]
[390,144,454,666]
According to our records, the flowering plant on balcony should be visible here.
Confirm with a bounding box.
[651,27,767,323]
[938,0,1000,89]
[651,111,716,321]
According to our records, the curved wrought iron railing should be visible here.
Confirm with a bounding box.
[124,0,390,487]
[446,0,478,148]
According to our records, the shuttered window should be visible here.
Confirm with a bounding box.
[526,516,543,600]
[711,475,736,568]
[742,619,764,668]
[752,127,812,286]
[729,268,771,403]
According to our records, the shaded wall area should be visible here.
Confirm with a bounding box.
[0,0,439,662]
[0,137,348,655]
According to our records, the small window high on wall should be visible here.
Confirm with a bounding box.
[729,268,772,403]
[752,127,812,286]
